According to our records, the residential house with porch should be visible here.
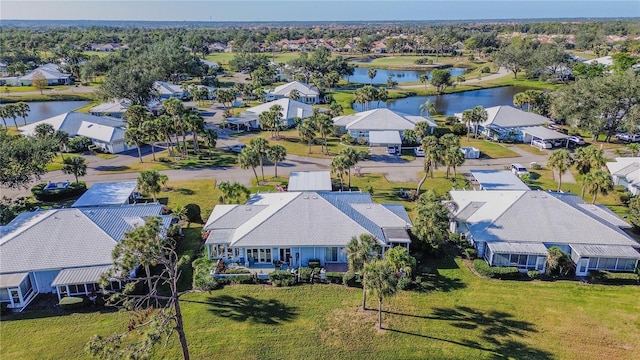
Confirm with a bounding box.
[226,98,315,131]
[606,157,640,195]
[16,63,72,86]
[448,190,640,276]
[203,191,412,271]
[265,81,320,104]
[0,203,171,311]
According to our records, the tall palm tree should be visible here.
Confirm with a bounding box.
[267,144,287,178]
[298,118,316,154]
[34,123,55,138]
[330,155,349,190]
[269,104,284,139]
[419,74,429,92]
[137,170,163,202]
[583,170,613,204]
[443,145,465,178]
[238,147,260,184]
[162,98,186,154]
[124,105,151,162]
[345,234,381,311]
[61,155,87,184]
[627,143,640,157]
[363,259,398,329]
[183,110,205,154]
[461,109,474,141]
[414,121,432,140]
[574,145,606,176]
[16,102,30,125]
[314,112,334,155]
[471,105,487,139]
[249,137,270,182]
[547,149,574,191]
[0,106,8,128]
[141,118,161,161]
[513,92,527,110]
[416,136,440,194]
[419,99,437,118]
[156,114,176,156]
[340,147,360,189]
[5,103,18,129]
[53,130,70,159]
[367,68,377,85]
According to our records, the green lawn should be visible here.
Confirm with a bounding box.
[205,52,303,66]
[2,255,638,360]
[461,139,520,159]
[241,130,369,158]
[99,149,238,174]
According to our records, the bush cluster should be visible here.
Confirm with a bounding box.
[325,272,345,284]
[473,259,520,279]
[527,270,540,279]
[451,123,468,136]
[184,203,202,223]
[269,270,296,287]
[589,270,639,284]
[343,271,359,287]
[31,182,87,201]
[59,296,89,310]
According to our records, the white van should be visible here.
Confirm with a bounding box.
[511,163,529,177]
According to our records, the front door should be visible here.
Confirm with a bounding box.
[576,258,589,276]
[279,248,292,265]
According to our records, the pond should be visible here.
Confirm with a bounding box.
[353,86,532,115]
[4,101,90,126]
[346,66,466,84]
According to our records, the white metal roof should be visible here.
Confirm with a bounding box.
[0,272,29,288]
[288,171,332,191]
[51,265,113,286]
[521,126,569,140]
[270,81,319,97]
[246,98,314,120]
[487,242,549,256]
[333,108,436,131]
[19,64,71,81]
[20,112,126,145]
[470,170,530,191]
[369,130,402,145]
[570,244,640,259]
[479,106,551,128]
[72,182,137,208]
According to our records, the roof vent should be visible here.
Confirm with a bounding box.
[245,207,252,211]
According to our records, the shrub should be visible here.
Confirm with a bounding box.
[397,275,412,290]
[343,270,359,287]
[341,134,354,145]
[298,267,312,282]
[527,270,540,280]
[228,275,254,285]
[269,270,296,287]
[68,136,92,152]
[158,157,172,163]
[451,123,468,136]
[589,270,639,284]
[194,272,220,291]
[325,272,345,284]
[480,66,491,74]
[445,116,459,126]
[307,259,321,269]
[222,268,251,275]
[473,259,520,279]
[530,163,543,170]
[59,296,87,310]
[618,191,632,205]
[357,136,368,146]
[432,127,452,138]
[31,181,87,202]
[464,248,478,259]
[0,302,9,316]
[184,203,202,223]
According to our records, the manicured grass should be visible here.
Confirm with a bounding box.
[157,179,218,219]
[94,153,118,160]
[241,130,369,158]
[0,93,94,103]
[98,149,238,174]
[461,138,520,159]
[205,52,303,66]
[512,143,548,156]
[1,85,71,93]
[2,255,638,360]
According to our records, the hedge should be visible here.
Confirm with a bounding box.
[527,270,540,280]
[473,259,520,279]
[59,296,87,309]
[589,270,639,285]
[31,182,86,202]
[269,270,296,287]
[325,272,345,284]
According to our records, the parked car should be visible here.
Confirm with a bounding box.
[229,143,246,153]
[511,163,529,177]
[386,146,397,155]
[414,147,424,157]
[567,136,585,146]
[531,139,552,149]
[551,139,565,147]
[616,133,631,142]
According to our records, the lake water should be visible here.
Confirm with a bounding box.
[346,66,466,84]
[353,86,532,115]
[4,101,89,126]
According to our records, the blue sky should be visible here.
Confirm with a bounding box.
[2,1,639,21]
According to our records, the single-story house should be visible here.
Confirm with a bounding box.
[200,59,219,70]
[0,203,170,311]
[469,170,530,191]
[203,191,413,271]
[265,81,320,104]
[19,112,135,154]
[455,106,558,143]
[226,98,315,130]
[606,157,640,195]
[333,108,437,145]
[583,56,614,67]
[288,171,332,192]
[89,99,163,118]
[448,190,640,276]
[154,81,187,99]
[15,63,72,86]
[72,182,139,208]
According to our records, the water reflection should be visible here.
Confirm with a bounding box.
[346,67,466,84]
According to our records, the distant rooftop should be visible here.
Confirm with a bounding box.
[288,171,332,192]
[470,170,530,191]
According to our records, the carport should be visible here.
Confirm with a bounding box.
[521,126,570,148]
[226,113,258,132]
[369,130,402,147]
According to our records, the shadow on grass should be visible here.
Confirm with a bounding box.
[193,295,298,325]
[94,165,131,171]
[414,270,466,293]
[386,306,552,360]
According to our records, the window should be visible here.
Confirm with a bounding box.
[68,284,85,294]
[247,248,271,263]
[325,247,338,262]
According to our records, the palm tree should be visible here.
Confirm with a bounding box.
[269,104,284,139]
[513,92,527,110]
[461,109,474,141]
[288,89,300,101]
[5,103,18,129]
[414,121,432,140]
[203,128,218,153]
[340,147,360,189]
[238,147,260,184]
[162,98,186,154]
[384,246,416,276]
[16,102,30,125]
[471,105,487,139]
[443,146,465,178]
[583,170,613,204]
[419,99,437,118]
[330,155,349,190]
[34,123,55,138]
[574,146,607,200]
[298,118,316,154]
[54,130,70,159]
[124,105,151,162]
[267,145,287,178]
[627,143,640,157]
[416,136,440,194]
[314,112,333,155]
[249,137,270,182]
[141,118,161,161]
[183,110,205,154]
[156,114,176,156]
[345,234,381,310]
[419,74,429,92]
[547,149,574,191]
[363,259,398,329]
[402,129,417,146]
[367,68,377,85]
[217,181,250,204]
[61,155,87,184]
[0,106,8,128]
[137,170,163,202]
